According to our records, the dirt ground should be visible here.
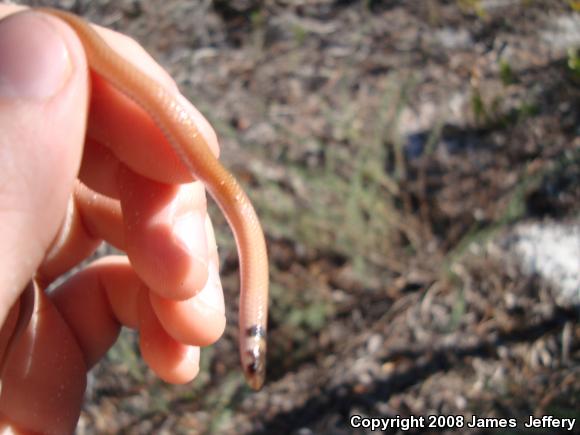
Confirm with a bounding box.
[7,0,580,434]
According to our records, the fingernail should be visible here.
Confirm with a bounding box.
[0,12,71,100]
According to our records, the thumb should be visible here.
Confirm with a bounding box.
[0,10,88,325]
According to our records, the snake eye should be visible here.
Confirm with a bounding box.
[247,360,260,375]
[244,351,266,390]
[246,346,263,373]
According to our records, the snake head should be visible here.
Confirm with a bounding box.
[243,325,267,390]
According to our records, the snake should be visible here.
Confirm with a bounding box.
[13,7,269,391]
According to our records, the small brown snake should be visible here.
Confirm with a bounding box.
[26,8,269,390]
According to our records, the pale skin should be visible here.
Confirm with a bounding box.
[0,5,227,433]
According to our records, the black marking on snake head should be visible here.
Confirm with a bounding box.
[246,324,266,339]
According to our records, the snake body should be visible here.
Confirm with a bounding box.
[40,8,269,390]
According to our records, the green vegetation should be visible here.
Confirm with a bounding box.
[568,48,580,77]
[470,59,539,129]
[568,1,580,12]
[106,329,145,383]
[457,0,487,17]
[499,59,516,86]
[254,74,419,282]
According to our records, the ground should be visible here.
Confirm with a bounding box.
[8,0,580,434]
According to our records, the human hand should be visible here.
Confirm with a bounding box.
[0,6,226,433]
